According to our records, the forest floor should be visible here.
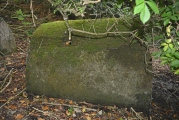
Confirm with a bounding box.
[0,1,179,120]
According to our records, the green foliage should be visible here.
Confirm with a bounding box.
[151,6,179,74]
[154,2,179,74]
[51,0,132,18]
[134,0,179,74]
[160,2,179,26]
[134,0,159,24]
[11,9,26,21]
[11,9,34,37]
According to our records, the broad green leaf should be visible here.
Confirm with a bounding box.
[174,52,179,59]
[166,53,172,58]
[164,19,170,26]
[161,43,168,46]
[152,51,161,58]
[134,2,145,14]
[18,16,24,21]
[171,48,176,54]
[174,69,179,74]
[16,9,23,15]
[170,59,179,67]
[171,16,177,20]
[146,0,159,14]
[136,0,144,5]
[161,12,167,17]
[169,44,173,49]
[140,5,150,24]
[161,60,168,65]
[160,57,169,60]
[166,48,172,54]
[165,39,171,43]
[166,11,172,15]
[163,45,168,51]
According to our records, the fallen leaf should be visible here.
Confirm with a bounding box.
[82,106,86,113]
[43,112,49,116]
[9,104,17,110]
[22,92,27,98]
[49,98,55,101]
[69,100,73,105]
[15,114,24,119]
[19,100,25,104]
[42,105,49,111]
[38,118,45,120]
[98,110,102,115]
[74,108,81,113]
[14,88,18,92]
[59,99,65,104]
[91,112,97,116]
[35,95,40,99]
[72,113,76,117]
[85,114,91,120]
[66,110,71,116]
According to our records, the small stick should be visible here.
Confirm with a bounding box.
[0,88,26,109]
[30,0,36,27]
[0,68,14,91]
[42,102,97,112]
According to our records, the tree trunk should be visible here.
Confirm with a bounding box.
[0,17,16,55]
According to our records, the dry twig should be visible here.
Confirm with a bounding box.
[42,102,97,112]
[0,0,9,11]
[0,88,26,109]
[0,68,14,93]
[30,0,36,27]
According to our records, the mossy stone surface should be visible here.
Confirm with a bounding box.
[26,18,152,111]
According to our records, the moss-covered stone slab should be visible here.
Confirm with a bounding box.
[26,18,152,111]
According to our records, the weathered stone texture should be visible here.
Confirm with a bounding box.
[26,19,152,111]
[0,17,16,55]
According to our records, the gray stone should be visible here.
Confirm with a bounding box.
[0,17,16,55]
[26,19,152,111]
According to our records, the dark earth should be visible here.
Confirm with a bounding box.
[151,72,179,120]
[0,1,179,120]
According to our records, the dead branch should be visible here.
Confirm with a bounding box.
[0,68,14,93]
[71,28,135,37]
[30,0,36,27]
[82,0,101,5]
[42,102,97,112]
[32,107,58,119]
[0,0,9,11]
[167,88,179,102]
[0,88,26,109]
[130,107,144,120]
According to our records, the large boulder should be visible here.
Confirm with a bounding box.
[0,17,16,55]
[26,18,152,111]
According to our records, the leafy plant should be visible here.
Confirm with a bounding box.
[152,2,179,74]
[11,9,33,37]
[134,0,159,24]
[12,9,27,21]
[160,2,179,26]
